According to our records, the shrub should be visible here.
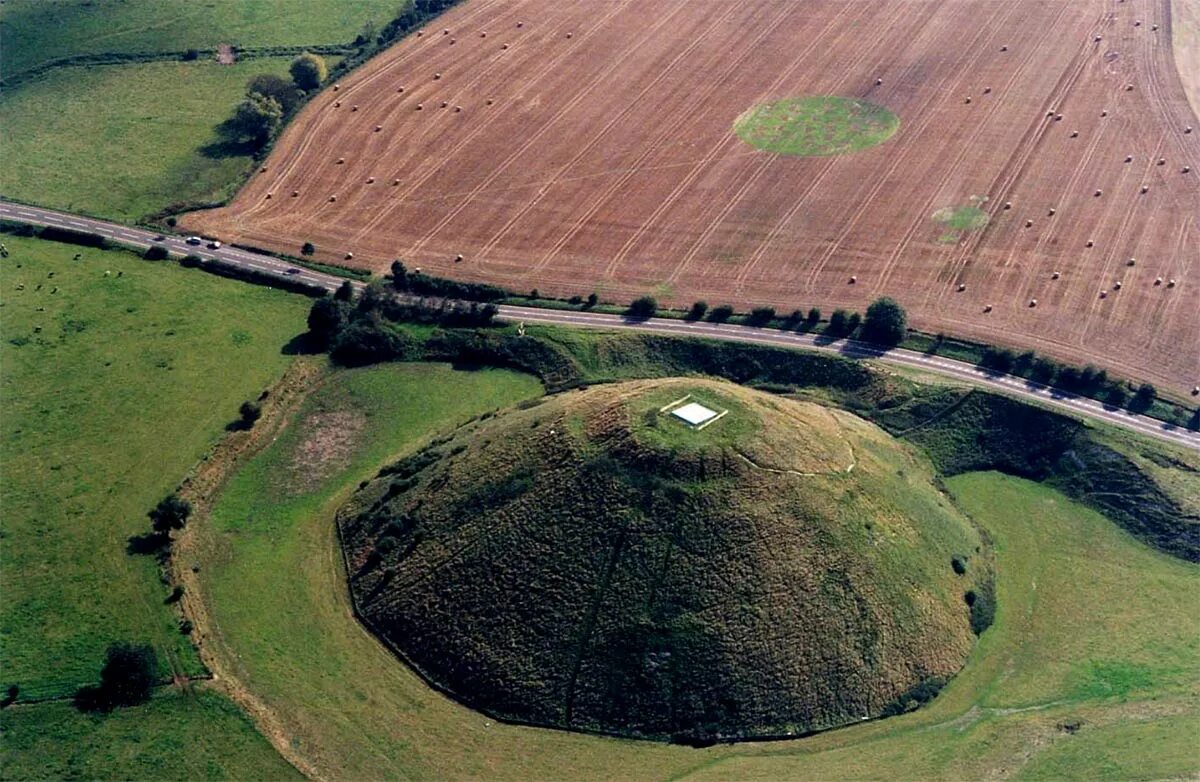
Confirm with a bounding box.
[165,217,177,228]
[179,619,194,635]
[228,92,282,144]
[164,586,184,604]
[980,347,1016,373]
[301,242,315,256]
[142,245,168,261]
[951,555,967,575]
[708,304,734,322]
[846,312,862,335]
[880,677,947,717]
[585,292,599,308]
[307,297,350,349]
[965,578,996,635]
[1129,383,1156,413]
[827,309,850,337]
[687,301,709,321]
[181,253,203,268]
[805,307,821,329]
[335,280,355,302]
[181,49,200,61]
[747,306,776,326]
[860,297,907,346]
[626,296,658,318]
[1029,357,1058,385]
[290,52,328,91]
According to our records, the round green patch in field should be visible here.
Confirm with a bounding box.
[734,95,900,156]
[933,197,990,243]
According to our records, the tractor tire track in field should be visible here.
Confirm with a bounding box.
[342,0,583,241]
[403,0,653,259]
[650,0,886,286]
[519,1,799,278]
[601,0,868,281]
[479,0,753,274]
[784,0,1025,295]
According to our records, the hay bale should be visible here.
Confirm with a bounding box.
[329,195,337,202]
[1099,290,1107,298]
[1052,271,1061,279]
[1070,130,1078,137]
[351,105,359,111]
[1048,207,1056,216]
[957,283,967,292]
[1025,219,1034,227]
[848,275,857,284]
[875,78,883,86]
[375,125,382,132]
[416,103,423,110]
[983,304,993,312]
[1094,189,1103,197]
[345,252,354,260]
[455,253,464,262]
[434,72,442,80]
[1158,158,1166,165]
[265,192,273,199]
[1168,279,1177,288]
[1000,45,1008,51]
[1125,155,1133,162]
[1114,280,1122,289]
[1086,240,1094,248]
[292,190,299,197]
[983,87,992,94]
[1184,166,1192,174]
[367,177,375,184]
[1004,201,1012,209]
[502,43,509,49]
[337,157,345,164]
[334,101,341,108]
[393,179,401,186]
[1155,277,1163,285]
[1141,185,1149,194]
[1029,298,1038,307]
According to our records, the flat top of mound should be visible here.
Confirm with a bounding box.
[339,379,988,741]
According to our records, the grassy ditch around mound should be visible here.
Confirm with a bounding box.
[734,96,899,156]
[192,357,1199,779]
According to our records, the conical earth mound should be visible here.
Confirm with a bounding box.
[339,378,988,742]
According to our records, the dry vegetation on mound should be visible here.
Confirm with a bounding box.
[338,378,987,742]
[187,0,1199,395]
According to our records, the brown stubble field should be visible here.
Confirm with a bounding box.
[184,0,1199,394]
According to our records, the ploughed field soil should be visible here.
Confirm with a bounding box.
[186,0,1200,394]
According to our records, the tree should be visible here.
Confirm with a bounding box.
[290,52,327,91]
[390,260,409,290]
[301,242,315,256]
[334,280,355,302]
[307,297,350,348]
[75,642,158,711]
[246,73,300,115]
[861,297,907,346]
[827,309,850,337]
[687,301,708,321]
[846,312,862,335]
[148,494,191,536]
[585,292,599,308]
[238,401,262,428]
[229,92,282,144]
[805,307,821,329]
[627,296,657,318]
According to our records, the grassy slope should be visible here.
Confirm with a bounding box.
[0,235,307,698]
[0,57,302,222]
[199,356,1199,779]
[0,689,300,782]
[0,0,396,78]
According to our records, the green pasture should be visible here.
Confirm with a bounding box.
[0,0,394,79]
[0,57,300,222]
[0,689,299,781]
[0,235,307,700]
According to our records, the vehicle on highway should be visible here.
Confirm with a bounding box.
[153,235,166,242]
[206,240,222,249]
[185,236,202,246]
[284,268,301,275]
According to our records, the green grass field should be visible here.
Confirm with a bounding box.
[197,356,1200,779]
[0,57,308,222]
[734,96,899,156]
[0,0,396,79]
[0,234,308,699]
[0,689,300,782]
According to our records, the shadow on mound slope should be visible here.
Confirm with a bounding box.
[338,378,990,743]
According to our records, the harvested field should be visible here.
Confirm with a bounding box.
[185,0,1200,394]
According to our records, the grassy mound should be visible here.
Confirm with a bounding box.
[339,378,988,742]
[734,96,899,156]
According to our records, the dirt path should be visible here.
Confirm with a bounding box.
[171,356,327,781]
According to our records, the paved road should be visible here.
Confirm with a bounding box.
[3,200,1197,452]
